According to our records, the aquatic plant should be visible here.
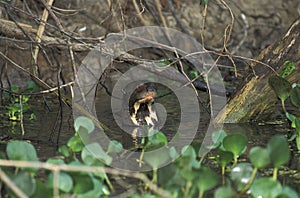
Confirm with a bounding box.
[0,117,298,198]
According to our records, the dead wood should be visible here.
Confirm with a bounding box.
[0,18,92,51]
[214,18,300,123]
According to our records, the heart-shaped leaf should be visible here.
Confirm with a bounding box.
[11,171,36,197]
[250,177,282,198]
[214,186,234,198]
[180,145,199,169]
[290,86,300,109]
[216,150,233,167]
[32,180,53,198]
[74,116,95,134]
[146,131,168,151]
[47,172,73,193]
[82,143,112,165]
[249,146,270,168]
[268,75,291,101]
[7,141,38,162]
[223,134,247,160]
[144,147,170,169]
[207,130,227,149]
[196,167,218,195]
[107,140,123,153]
[267,135,290,168]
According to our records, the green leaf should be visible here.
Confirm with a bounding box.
[10,84,19,92]
[180,145,199,169]
[190,70,199,79]
[73,174,94,194]
[280,61,296,78]
[207,130,227,149]
[144,147,170,169]
[21,95,30,103]
[74,116,95,133]
[249,146,270,168]
[82,143,112,165]
[157,163,179,186]
[296,134,300,151]
[290,86,300,109]
[11,171,36,197]
[285,112,296,128]
[146,131,168,151]
[67,135,85,152]
[77,178,105,198]
[156,58,170,67]
[216,150,233,167]
[196,167,218,194]
[169,146,179,160]
[277,186,299,198]
[32,180,53,198]
[7,140,38,161]
[214,186,234,198]
[222,134,247,159]
[181,167,197,181]
[294,117,300,135]
[107,140,123,153]
[0,151,6,159]
[268,75,292,101]
[181,145,197,158]
[47,172,73,193]
[250,177,282,198]
[267,135,291,168]
[59,145,71,157]
[30,113,37,120]
[199,0,209,5]
[26,80,39,92]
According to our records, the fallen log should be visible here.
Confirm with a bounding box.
[214,18,300,123]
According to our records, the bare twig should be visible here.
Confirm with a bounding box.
[154,0,168,27]
[216,0,237,78]
[133,0,148,25]
[174,49,199,97]
[40,0,64,31]
[117,0,127,31]
[53,169,60,198]
[231,13,249,55]
[219,0,234,48]
[19,95,25,136]
[33,0,55,76]
[0,51,72,106]
[0,82,73,96]
[0,159,174,198]
[200,2,208,47]
[0,168,28,198]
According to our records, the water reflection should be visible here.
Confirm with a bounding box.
[0,91,299,191]
[0,103,73,159]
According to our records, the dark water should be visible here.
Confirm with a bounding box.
[0,92,299,192]
[0,100,74,160]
